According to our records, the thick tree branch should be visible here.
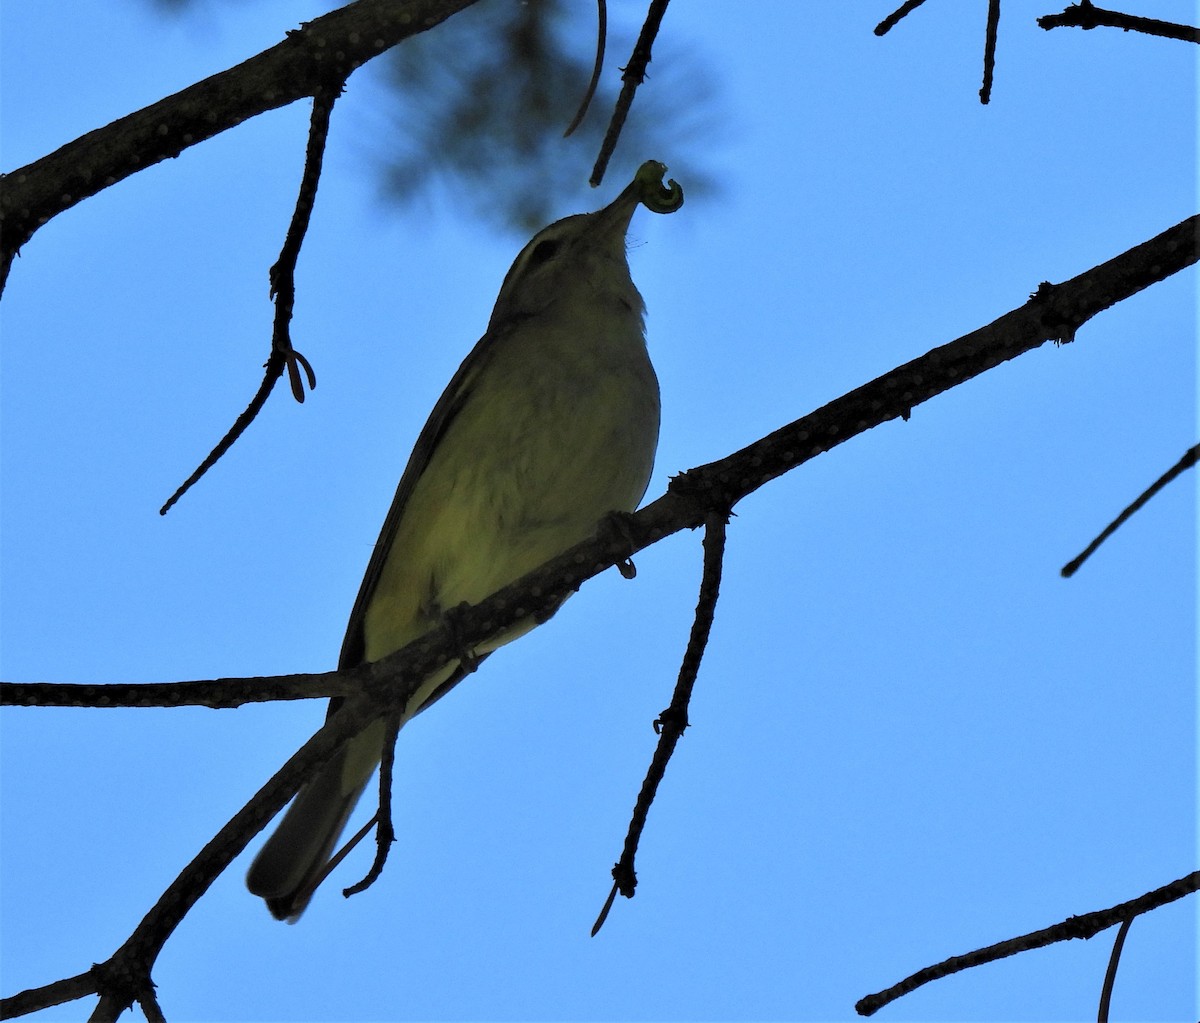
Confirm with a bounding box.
[1038,2,1200,42]
[0,0,480,289]
[672,215,1196,512]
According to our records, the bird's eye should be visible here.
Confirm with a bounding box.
[528,237,561,265]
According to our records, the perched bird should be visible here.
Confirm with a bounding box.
[246,161,683,920]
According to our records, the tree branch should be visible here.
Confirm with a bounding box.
[1061,441,1199,576]
[158,84,340,515]
[875,0,931,37]
[342,712,403,899]
[1038,2,1200,42]
[2,679,388,1020]
[589,0,672,186]
[592,506,729,935]
[0,672,354,709]
[0,0,481,290]
[856,871,1199,1015]
[980,0,1002,104]
[1097,914,1133,1023]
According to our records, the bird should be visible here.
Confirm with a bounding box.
[246,161,683,920]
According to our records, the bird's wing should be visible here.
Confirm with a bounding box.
[336,329,500,672]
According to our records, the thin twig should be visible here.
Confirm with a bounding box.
[269,83,342,402]
[1097,914,1132,1023]
[564,0,607,137]
[874,0,931,36]
[589,0,671,187]
[1062,442,1199,577]
[296,814,379,910]
[156,351,288,516]
[856,871,1199,1015]
[980,0,1001,104]
[1038,1,1200,42]
[159,85,339,515]
[344,713,403,898]
[592,507,728,935]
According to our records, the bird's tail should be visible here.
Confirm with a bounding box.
[246,718,385,921]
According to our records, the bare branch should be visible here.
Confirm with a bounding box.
[676,216,1195,514]
[1062,442,1199,576]
[0,0,481,290]
[3,686,387,1020]
[343,712,402,899]
[592,507,729,935]
[875,0,931,37]
[980,0,1001,104]
[564,0,607,137]
[0,672,354,710]
[1097,914,1133,1023]
[135,986,167,1023]
[856,871,1199,1015]
[589,0,672,187]
[0,971,96,1020]
[1038,2,1200,42]
[159,84,341,514]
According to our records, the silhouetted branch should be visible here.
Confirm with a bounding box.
[1038,1,1200,42]
[343,713,403,898]
[590,0,672,186]
[877,0,1006,103]
[980,0,1001,103]
[0,673,354,709]
[159,84,341,514]
[592,506,729,935]
[564,0,607,136]
[2,690,385,1019]
[875,0,931,36]
[0,0,480,292]
[1097,914,1133,1023]
[0,971,95,1021]
[1062,442,1199,576]
[856,871,1199,1015]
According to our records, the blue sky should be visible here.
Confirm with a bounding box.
[1,2,1196,1021]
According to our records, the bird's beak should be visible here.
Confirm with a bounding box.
[591,179,643,241]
